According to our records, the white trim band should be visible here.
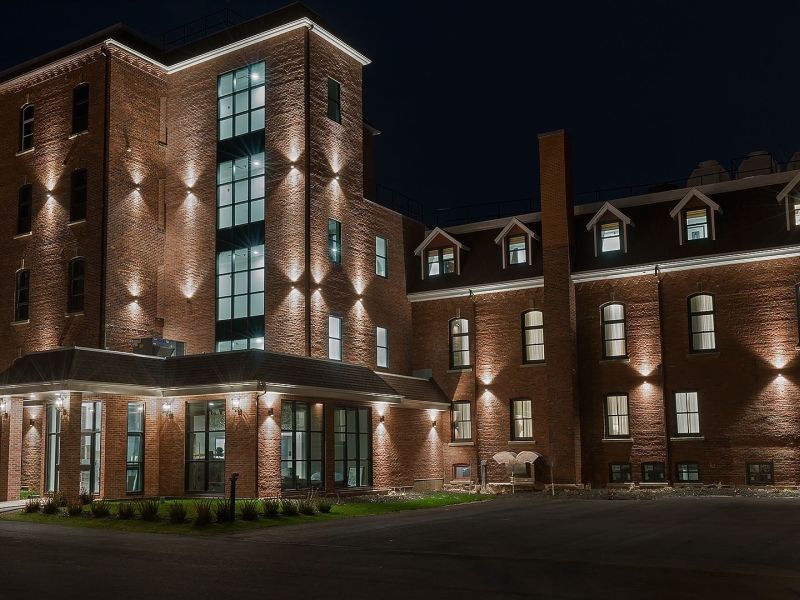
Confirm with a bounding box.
[408,277,544,302]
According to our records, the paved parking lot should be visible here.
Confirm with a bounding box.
[1,495,799,599]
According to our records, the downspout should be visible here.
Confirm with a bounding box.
[99,45,112,350]
[304,26,313,357]
[469,289,480,485]
[655,265,671,485]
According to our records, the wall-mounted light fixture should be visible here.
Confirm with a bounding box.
[135,186,141,192]
[46,192,53,199]
[54,393,65,414]
[379,414,385,423]
[432,419,436,428]
[162,400,173,419]
[186,188,193,195]
[267,407,274,417]
[290,163,297,170]
[335,174,340,181]
[0,398,9,418]
[29,418,34,427]
[231,396,243,416]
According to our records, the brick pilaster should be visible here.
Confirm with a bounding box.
[0,397,24,500]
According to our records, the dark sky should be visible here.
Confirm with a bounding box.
[3,1,799,226]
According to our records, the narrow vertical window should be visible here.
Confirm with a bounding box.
[449,317,470,368]
[334,406,371,487]
[452,401,472,441]
[688,293,716,352]
[328,315,342,361]
[15,269,30,322]
[70,169,87,222]
[80,401,102,495]
[20,104,34,151]
[507,235,527,265]
[17,185,31,235]
[674,391,700,437]
[328,219,342,263]
[375,236,387,277]
[72,84,89,134]
[796,284,800,344]
[601,302,627,358]
[604,394,630,438]
[327,77,341,123]
[186,401,226,493]
[522,309,544,363]
[676,461,700,482]
[281,401,324,491]
[126,403,144,494]
[217,62,266,141]
[67,258,85,313]
[376,326,388,368]
[45,403,61,493]
[511,398,533,440]
[685,208,709,241]
[600,221,621,252]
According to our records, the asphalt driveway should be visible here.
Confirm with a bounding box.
[1,495,799,599]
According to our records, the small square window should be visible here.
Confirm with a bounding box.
[600,221,621,252]
[609,463,632,483]
[685,208,708,241]
[642,462,665,482]
[453,464,471,480]
[426,246,456,277]
[676,461,700,482]
[746,462,774,485]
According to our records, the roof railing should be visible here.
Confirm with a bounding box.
[162,9,247,51]
[365,178,424,222]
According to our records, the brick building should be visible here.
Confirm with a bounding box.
[0,3,799,501]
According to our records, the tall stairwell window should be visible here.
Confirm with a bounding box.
[601,302,627,359]
[688,293,716,352]
[67,258,85,313]
[20,104,34,151]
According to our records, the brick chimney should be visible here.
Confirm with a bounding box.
[538,130,582,485]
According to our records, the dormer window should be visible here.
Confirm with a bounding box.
[685,208,708,241]
[794,200,800,227]
[427,247,455,277]
[507,235,527,265]
[600,221,621,252]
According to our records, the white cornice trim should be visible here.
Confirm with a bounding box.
[493,217,540,244]
[414,227,470,256]
[408,277,544,302]
[446,213,541,235]
[669,187,722,219]
[571,244,800,283]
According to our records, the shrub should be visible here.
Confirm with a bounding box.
[213,499,233,523]
[117,502,136,520]
[90,500,110,518]
[54,490,68,507]
[193,500,213,526]
[261,498,280,518]
[23,498,40,513]
[167,501,187,524]
[239,498,260,521]
[79,488,92,506]
[66,498,84,517]
[316,497,332,514]
[297,496,316,516]
[41,495,60,515]
[138,498,160,522]
[280,498,299,517]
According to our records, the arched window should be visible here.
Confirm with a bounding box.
[449,317,470,369]
[72,84,89,134]
[68,258,85,313]
[70,169,87,222]
[17,185,32,235]
[521,309,544,363]
[20,104,34,151]
[15,269,30,321]
[688,293,716,352]
[600,302,627,358]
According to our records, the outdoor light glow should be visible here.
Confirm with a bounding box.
[187,188,192,195]
[252,73,259,80]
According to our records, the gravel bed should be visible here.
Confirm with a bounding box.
[530,486,800,501]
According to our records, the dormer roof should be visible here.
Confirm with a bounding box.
[493,217,540,245]
[585,202,635,231]
[414,227,470,256]
[669,187,722,219]
[776,171,800,230]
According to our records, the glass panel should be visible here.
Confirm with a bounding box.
[251,108,265,131]
[329,338,341,361]
[127,436,142,463]
[218,97,233,119]
[187,463,205,492]
[234,113,249,136]
[251,246,265,269]
[234,90,249,114]
[250,269,264,292]
[251,85,265,109]
[217,341,232,352]
[525,311,543,327]
[219,118,232,140]
[218,207,232,229]
[233,271,248,295]
[234,68,250,90]
[251,176,264,199]
[209,431,225,459]
[218,297,231,320]
[218,251,232,274]
[234,249,249,271]
[189,433,206,460]
[250,293,264,316]
[603,303,624,321]
[208,462,225,493]
[218,274,232,298]
[128,404,143,432]
[217,184,232,206]
[250,198,264,223]
[251,62,266,82]
[218,73,233,97]
[250,337,264,350]
[232,339,248,351]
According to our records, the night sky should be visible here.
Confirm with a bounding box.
[2,1,799,226]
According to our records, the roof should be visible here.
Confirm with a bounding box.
[669,188,722,219]
[414,227,470,256]
[585,202,635,230]
[493,217,540,244]
[376,373,450,407]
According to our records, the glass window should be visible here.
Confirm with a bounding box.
[609,463,632,483]
[601,302,627,358]
[216,245,264,322]
[67,258,85,313]
[452,401,472,441]
[426,246,455,277]
[20,104,34,151]
[794,201,800,227]
[605,394,630,438]
[329,315,342,361]
[15,269,30,322]
[453,464,471,480]
[685,208,708,241]
[327,77,341,123]
[688,293,716,352]
[186,400,226,493]
[522,309,544,363]
[450,317,470,368]
[508,234,527,265]
[376,236,387,277]
[216,153,265,229]
[17,185,31,235]
[281,401,324,491]
[334,406,371,487]
[676,461,700,482]
[70,169,87,222]
[600,221,621,252]
[328,219,342,263]
[79,401,102,495]
[127,403,144,494]
[376,326,388,368]
[72,84,89,134]
[642,462,665,483]
[45,403,61,493]
[217,62,265,141]
[746,462,774,485]
[675,391,700,436]
[511,398,533,440]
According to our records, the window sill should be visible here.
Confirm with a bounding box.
[674,482,703,487]
[602,438,633,443]
[640,482,668,487]
[65,312,84,318]
[16,148,34,156]
[13,232,32,239]
[447,368,472,374]
[68,130,88,139]
[448,441,474,447]
[508,440,536,445]
[686,351,719,359]
[11,320,30,326]
[600,357,630,364]
[68,219,86,227]
[670,436,705,441]
[520,362,546,369]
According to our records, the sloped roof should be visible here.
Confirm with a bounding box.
[493,217,540,244]
[585,202,635,230]
[414,227,470,256]
[376,373,450,407]
[669,188,722,219]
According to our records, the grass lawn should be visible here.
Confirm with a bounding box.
[0,493,493,536]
